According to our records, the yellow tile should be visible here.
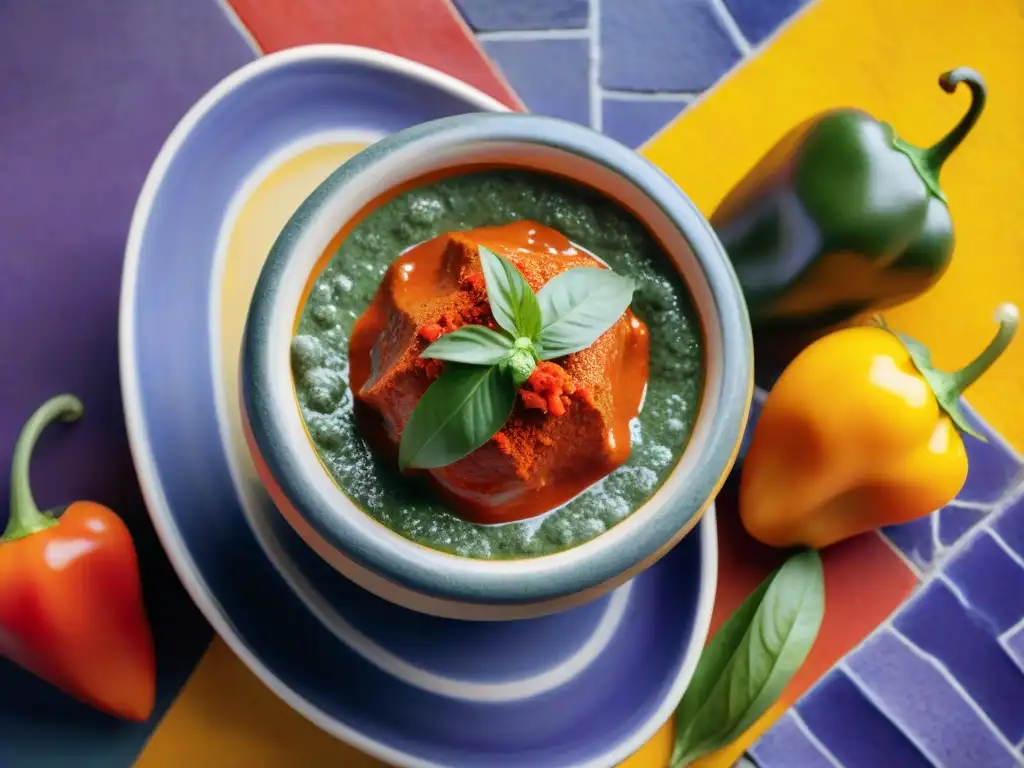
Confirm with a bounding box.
[643,0,1024,450]
[136,640,385,768]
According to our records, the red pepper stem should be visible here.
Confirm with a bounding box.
[922,67,987,177]
[2,394,83,543]
[949,304,1019,397]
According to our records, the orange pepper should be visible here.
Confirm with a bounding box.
[0,394,156,720]
[741,304,1018,549]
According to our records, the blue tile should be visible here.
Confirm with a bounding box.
[750,711,844,768]
[893,582,1024,743]
[723,0,809,45]
[600,0,742,92]
[454,0,588,31]
[938,503,990,548]
[483,39,590,125]
[1005,626,1024,671]
[883,516,935,571]
[945,532,1024,635]
[993,495,1024,561]
[957,407,1021,504]
[601,98,687,149]
[845,630,1018,767]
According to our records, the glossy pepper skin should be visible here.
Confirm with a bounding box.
[740,304,1018,550]
[0,395,156,721]
[711,67,986,335]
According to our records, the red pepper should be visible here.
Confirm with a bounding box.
[0,394,156,721]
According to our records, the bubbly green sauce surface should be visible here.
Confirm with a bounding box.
[293,170,704,559]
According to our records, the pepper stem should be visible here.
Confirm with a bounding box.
[949,303,1019,396]
[2,394,83,543]
[922,67,987,177]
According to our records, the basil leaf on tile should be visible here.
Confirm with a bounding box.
[398,362,516,470]
[536,267,635,359]
[671,549,825,767]
[479,245,542,340]
[421,325,515,365]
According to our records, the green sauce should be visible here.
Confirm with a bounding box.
[292,170,703,559]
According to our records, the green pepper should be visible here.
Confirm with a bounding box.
[711,67,986,335]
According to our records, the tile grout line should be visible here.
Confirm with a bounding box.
[875,528,926,580]
[881,469,1024,584]
[707,0,752,55]
[1000,614,1024,643]
[588,0,602,131]
[602,90,697,102]
[998,634,1024,678]
[961,399,1024,466]
[888,627,1021,757]
[786,711,846,768]
[475,28,591,41]
[211,0,263,56]
[988,529,1024,570]
[839,659,946,766]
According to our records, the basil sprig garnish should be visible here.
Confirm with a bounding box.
[398,245,635,470]
[671,550,825,767]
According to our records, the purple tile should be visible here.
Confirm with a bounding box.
[797,671,932,767]
[600,0,742,92]
[483,39,590,125]
[846,630,1018,767]
[993,495,1024,561]
[723,0,810,45]
[750,712,844,768]
[0,0,249,765]
[957,408,1021,504]
[601,98,687,149]
[938,503,990,548]
[893,582,1024,743]
[883,516,935,571]
[454,0,588,30]
[945,532,1024,635]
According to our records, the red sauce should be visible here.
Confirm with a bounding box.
[350,221,650,524]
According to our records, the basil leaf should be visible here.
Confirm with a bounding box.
[671,550,825,767]
[421,325,515,365]
[479,246,542,340]
[536,267,635,359]
[398,363,516,470]
[505,347,537,387]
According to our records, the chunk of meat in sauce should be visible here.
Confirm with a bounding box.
[349,221,649,524]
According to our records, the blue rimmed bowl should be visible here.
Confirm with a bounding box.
[241,112,752,621]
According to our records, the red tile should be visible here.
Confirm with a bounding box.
[711,480,920,698]
[228,0,523,109]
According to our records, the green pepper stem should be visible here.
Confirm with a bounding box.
[2,394,83,543]
[949,303,1019,396]
[922,67,987,176]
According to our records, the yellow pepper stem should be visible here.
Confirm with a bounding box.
[891,302,1019,441]
[948,303,1019,396]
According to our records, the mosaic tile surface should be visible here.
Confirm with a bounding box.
[455,0,812,147]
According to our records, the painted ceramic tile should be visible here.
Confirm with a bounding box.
[0,0,253,764]
[795,671,933,767]
[482,39,590,124]
[454,0,588,30]
[453,0,811,147]
[843,631,1019,766]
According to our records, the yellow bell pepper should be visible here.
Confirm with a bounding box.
[740,303,1019,550]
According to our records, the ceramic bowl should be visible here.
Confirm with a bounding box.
[241,113,752,620]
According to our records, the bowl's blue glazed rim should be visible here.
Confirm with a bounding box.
[243,111,753,606]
